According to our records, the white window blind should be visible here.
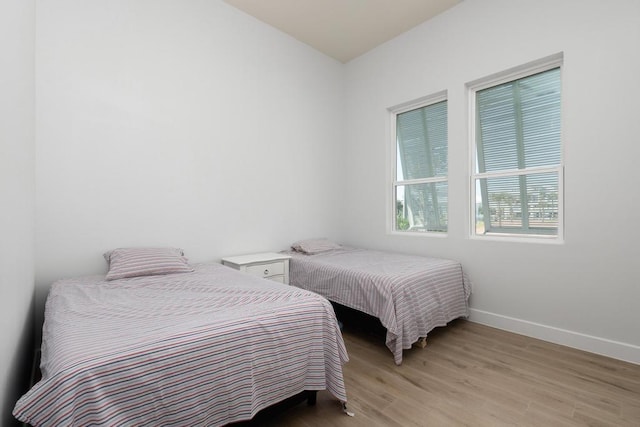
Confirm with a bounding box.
[472,65,562,238]
[394,99,448,233]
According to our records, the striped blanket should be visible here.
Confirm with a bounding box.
[14,263,348,426]
[287,248,471,365]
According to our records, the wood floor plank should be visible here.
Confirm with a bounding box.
[440,324,637,411]
[236,319,640,426]
[431,335,622,417]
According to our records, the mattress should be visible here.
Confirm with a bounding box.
[14,263,348,426]
[287,248,471,365]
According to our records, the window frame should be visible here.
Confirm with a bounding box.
[388,90,448,236]
[467,54,564,242]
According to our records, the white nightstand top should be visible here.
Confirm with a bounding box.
[221,252,291,266]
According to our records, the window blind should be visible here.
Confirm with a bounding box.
[396,100,448,232]
[397,101,448,180]
[475,67,561,236]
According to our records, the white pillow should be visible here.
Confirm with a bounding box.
[291,238,342,255]
[104,247,194,280]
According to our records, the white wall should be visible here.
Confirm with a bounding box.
[344,0,640,362]
[35,0,345,305]
[31,0,640,366]
[0,0,36,424]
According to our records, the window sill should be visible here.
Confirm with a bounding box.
[469,233,564,244]
[388,230,448,238]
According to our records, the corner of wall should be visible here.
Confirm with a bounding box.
[1,298,35,427]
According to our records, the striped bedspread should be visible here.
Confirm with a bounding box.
[14,263,348,426]
[287,248,471,365]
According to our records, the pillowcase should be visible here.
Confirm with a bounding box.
[104,247,194,281]
[291,238,342,255]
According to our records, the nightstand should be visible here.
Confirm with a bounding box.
[221,252,291,284]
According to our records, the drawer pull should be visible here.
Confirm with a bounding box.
[264,269,269,276]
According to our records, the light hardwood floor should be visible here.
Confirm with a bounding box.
[237,318,640,426]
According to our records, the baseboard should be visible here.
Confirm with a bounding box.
[468,308,640,365]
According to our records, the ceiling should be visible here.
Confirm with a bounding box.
[222,0,462,63]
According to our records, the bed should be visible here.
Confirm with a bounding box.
[14,248,348,426]
[285,241,471,365]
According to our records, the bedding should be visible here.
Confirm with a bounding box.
[286,246,471,365]
[14,263,348,426]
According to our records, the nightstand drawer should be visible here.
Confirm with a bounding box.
[246,262,284,278]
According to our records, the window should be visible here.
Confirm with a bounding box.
[470,55,563,239]
[391,93,448,233]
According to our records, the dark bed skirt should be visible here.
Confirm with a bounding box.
[229,390,319,425]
